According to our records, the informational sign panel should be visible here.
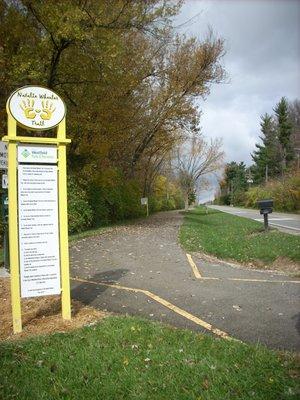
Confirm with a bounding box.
[2,174,8,189]
[0,141,8,169]
[141,197,148,205]
[18,147,60,298]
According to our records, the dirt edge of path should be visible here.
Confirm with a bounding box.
[0,277,108,342]
[192,252,300,277]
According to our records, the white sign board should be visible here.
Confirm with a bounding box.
[18,163,60,298]
[8,86,66,130]
[141,197,148,205]
[18,144,57,164]
[0,141,8,169]
[2,174,8,189]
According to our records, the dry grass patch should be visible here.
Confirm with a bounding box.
[0,277,107,341]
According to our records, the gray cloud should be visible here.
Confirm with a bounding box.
[174,0,300,200]
[175,0,300,165]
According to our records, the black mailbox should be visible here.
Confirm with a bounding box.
[257,199,273,215]
[257,199,273,231]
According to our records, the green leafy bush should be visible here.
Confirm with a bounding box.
[67,177,93,233]
[151,175,184,212]
[245,173,300,212]
[232,189,247,206]
[88,171,185,226]
[215,194,230,205]
[88,169,144,226]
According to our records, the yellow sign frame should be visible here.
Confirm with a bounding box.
[2,107,71,333]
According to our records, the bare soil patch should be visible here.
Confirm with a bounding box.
[270,257,300,276]
[0,277,108,341]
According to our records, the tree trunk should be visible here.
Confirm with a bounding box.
[184,195,189,210]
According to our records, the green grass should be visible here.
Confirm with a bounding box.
[180,207,300,264]
[0,316,298,400]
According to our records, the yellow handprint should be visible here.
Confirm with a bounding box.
[20,99,36,119]
[40,100,56,120]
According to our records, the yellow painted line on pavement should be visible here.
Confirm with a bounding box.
[186,253,202,279]
[71,277,237,341]
[187,254,300,284]
[202,276,300,284]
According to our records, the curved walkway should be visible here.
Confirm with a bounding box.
[70,211,300,351]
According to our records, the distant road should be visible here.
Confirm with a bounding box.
[208,205,300,235]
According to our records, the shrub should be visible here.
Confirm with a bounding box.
[232,189,247,206]
[214,194,230,205]
[88,169,144,226]
[245,173,300,212]
[67,177,93,233]
[121,181,144,219]
[152,175,184,212]
[87,171,185,227]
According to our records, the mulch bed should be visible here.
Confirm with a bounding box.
[0,277,107,341]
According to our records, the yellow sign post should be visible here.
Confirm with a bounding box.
[2,86,71,333]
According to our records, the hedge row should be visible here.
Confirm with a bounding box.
[215,173,300,212]
[244,174,300,212]
[0,173,184,241]
[68,172,184,234]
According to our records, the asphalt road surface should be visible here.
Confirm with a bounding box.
[70,211,300,351]
[209,205,300,235]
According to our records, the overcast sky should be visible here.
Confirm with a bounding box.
[174,0,300,200]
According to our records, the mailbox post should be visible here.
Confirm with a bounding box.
[257,199,273,231]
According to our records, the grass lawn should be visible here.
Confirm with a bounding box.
[180,207,300,265]
[0,316,298,400]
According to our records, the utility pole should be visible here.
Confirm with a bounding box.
[230,180,234,206]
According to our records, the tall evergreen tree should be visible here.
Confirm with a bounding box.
[224,161,248,204]
[274,97,294,174]
[251,113,280,183]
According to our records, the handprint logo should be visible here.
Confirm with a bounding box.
[20,99,36,119]
[19,99,56,121]
[40,100,56,120]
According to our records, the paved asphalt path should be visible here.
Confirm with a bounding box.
[70,211,300,351]
[209,205,300,235]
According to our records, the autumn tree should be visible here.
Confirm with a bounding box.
[175,135,224,209]
[0,0,226,224]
